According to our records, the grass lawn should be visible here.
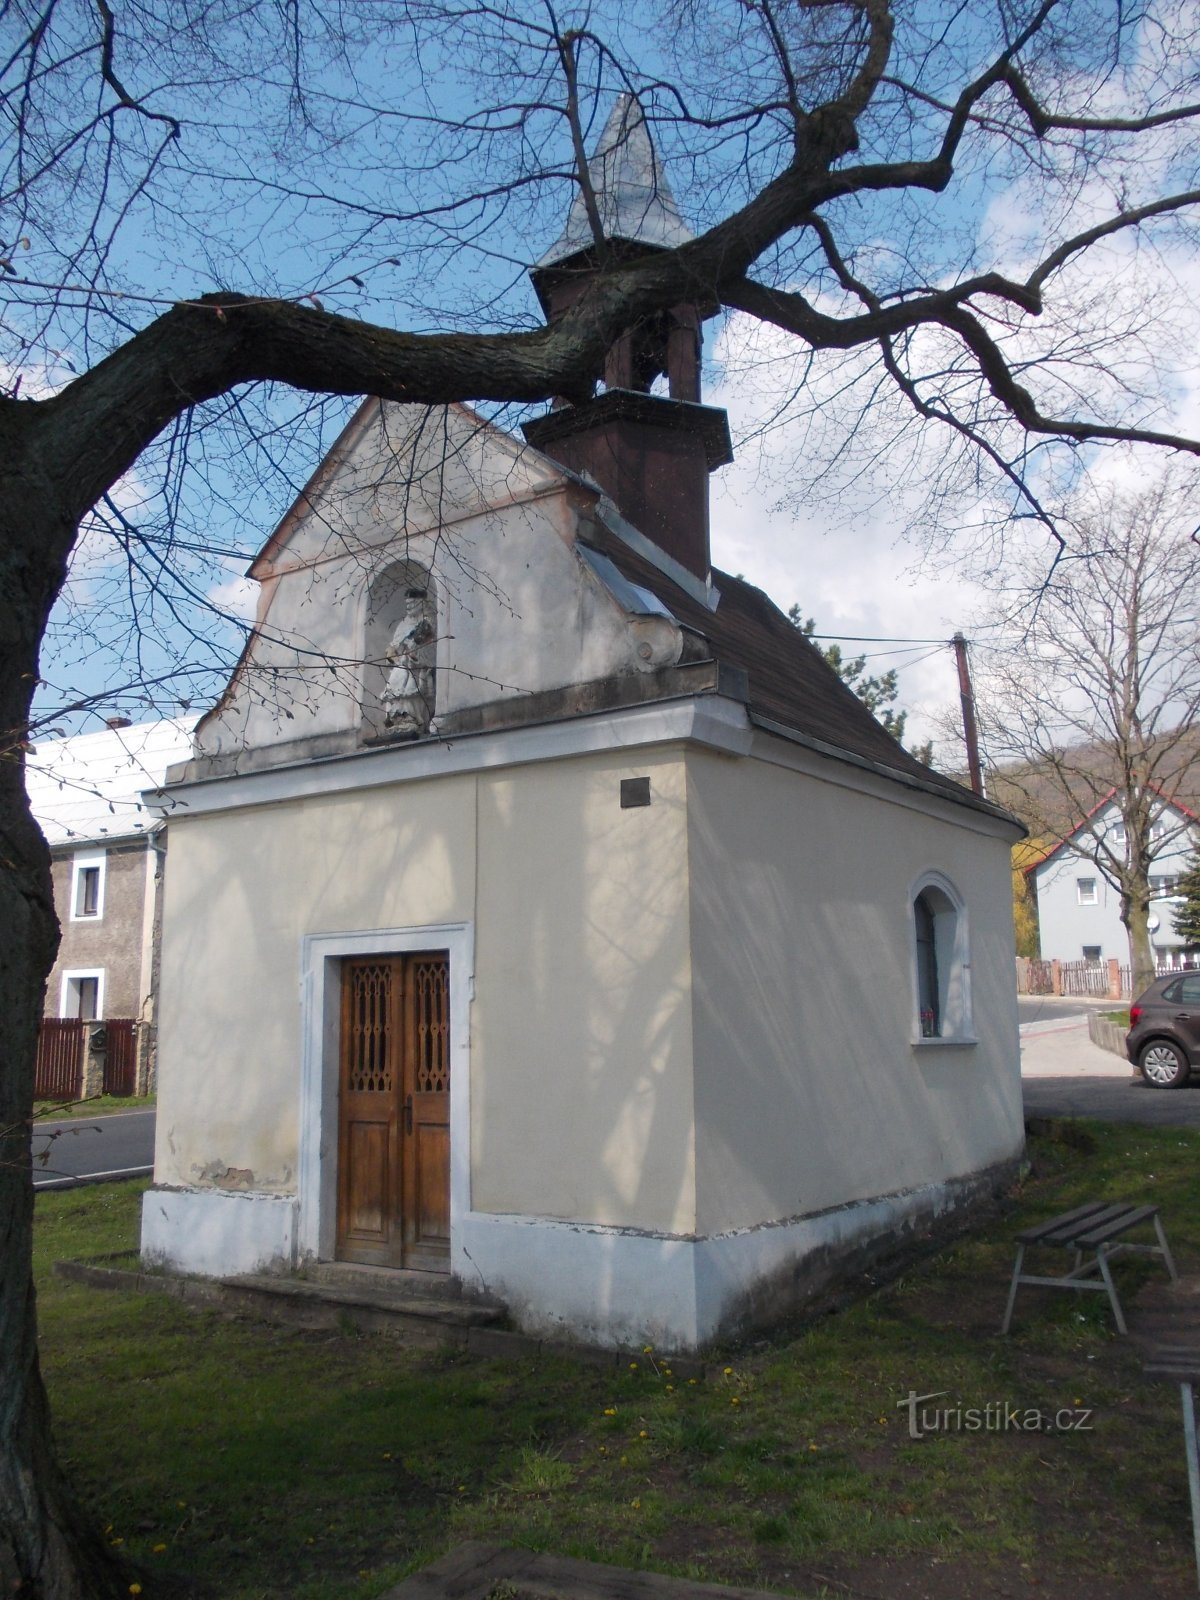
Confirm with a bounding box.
[34,1093,156,1119]
[35,1121,1200,1600]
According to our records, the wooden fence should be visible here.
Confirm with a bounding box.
[34,1018,87,1101]
[101,1018,138,1096]
[1017,956,1195,1001]
[34,1017,142,1101]
[1059,960,1112,997]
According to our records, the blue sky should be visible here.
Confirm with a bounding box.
[14,0,1200,759]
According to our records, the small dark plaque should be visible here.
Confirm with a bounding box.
[620,777,652,809]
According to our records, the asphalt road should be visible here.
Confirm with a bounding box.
[1020,1014,1200,1127]
[32,1107,155,1190]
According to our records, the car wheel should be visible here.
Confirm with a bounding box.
[1139,1040,1190,1089]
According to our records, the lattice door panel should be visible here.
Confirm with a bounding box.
[346,962,396,1093]
[412,957,449,1093]
[337,951,450,1271]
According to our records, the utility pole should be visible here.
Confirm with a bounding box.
[952,632,984,796]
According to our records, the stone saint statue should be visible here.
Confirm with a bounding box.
[380,590,435,735]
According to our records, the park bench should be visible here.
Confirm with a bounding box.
[1001,1199,1178,1335]
[1145,1350,1200,1588]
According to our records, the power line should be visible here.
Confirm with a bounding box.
[802,632,958,644]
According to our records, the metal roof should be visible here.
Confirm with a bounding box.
[537,94,693,268]
[26,717,198,847]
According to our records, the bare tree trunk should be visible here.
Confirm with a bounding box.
[0,430,129,1598]
[1123,890,1156,998]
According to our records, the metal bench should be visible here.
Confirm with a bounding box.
[1145,1351,1200,1589]
[1001,1199,1178,1335]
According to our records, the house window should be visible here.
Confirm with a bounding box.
[60,970,104,1021]
[1150,875,1178,898]
[1076,878,1098,906]
[910,874,973,1043]
[69,852,106,921]
[1082,945,1102,962]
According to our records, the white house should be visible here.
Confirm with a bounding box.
[1030,793,1198,969]
[139,97,1025,1351]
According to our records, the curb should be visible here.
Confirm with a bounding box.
[1087,1011,1130,1060]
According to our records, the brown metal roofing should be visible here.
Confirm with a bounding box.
[582,514,1001,813]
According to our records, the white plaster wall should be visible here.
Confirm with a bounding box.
[141,1188,298,1276]
[153,742,694,1234]
[153,775,478,1192]
[684,744,1024,1237]
[471,749,696,1233]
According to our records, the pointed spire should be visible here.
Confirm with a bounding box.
[536,94,693,270]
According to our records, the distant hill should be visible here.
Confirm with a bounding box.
[979,726,1200,846]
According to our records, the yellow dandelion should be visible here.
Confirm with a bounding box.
[808,1444,819,1452]
[603,1407,617,1416]
[152,1543,167,1554]
[663,1368,672,1377]
[723,1366,733,1376]
[639,1429,649,1438]
[731,1396,741,1406]
[110,1537,125,1547]
[129,1587,142,1597]
[176,1500,186,1509]
[458,1485,467,1493]
[666,1385,675,1393]
[382,1452,393,1460]
[688,1378,697,1386]
[629,1361,638,1370]
[643,1345,654,1354]
[631,1498,641,1509]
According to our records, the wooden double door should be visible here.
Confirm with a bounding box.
[336,952,450,1271]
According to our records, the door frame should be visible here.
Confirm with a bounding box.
[297,922,473,1268]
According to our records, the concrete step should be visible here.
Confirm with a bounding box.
[302,1260,470,1301]
[218,1268,506,1342]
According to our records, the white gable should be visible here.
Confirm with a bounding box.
[195,402,685,764]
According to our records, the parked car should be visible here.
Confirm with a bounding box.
[1127,972,1200,1087]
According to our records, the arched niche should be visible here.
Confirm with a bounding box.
[362,560,438,740]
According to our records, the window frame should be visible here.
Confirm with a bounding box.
[1076,877,1098,906]
[58,968,105,1021]
[908,871,975,1046]
[69,851,106,922]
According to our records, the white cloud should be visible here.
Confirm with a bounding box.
[207,575,261,621]
[704,314,987,755]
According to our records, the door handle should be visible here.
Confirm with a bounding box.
[404,1094,413,1134]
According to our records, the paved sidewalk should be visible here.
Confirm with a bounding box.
[1021,1015,1200,1127]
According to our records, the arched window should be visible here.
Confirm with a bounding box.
[910,874,973,1043]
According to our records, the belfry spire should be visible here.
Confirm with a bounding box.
[524,95,731,578]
